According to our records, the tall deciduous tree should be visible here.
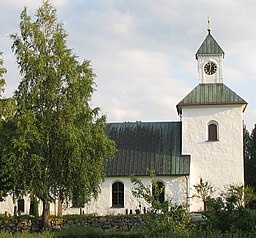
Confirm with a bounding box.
[0,53,17,201]
[244,126,252,186]
[0,53,6,96]
[0,53,8,200]
[248,125,256,189]
[9,0,115,227]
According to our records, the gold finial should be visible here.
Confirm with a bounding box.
[207,16,211,33]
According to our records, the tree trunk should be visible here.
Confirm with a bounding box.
[42,201,50,229]
[14,206,17,217]
[57,199,62,217]
[203,200,207,212]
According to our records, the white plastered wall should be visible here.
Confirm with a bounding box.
[0,195,30,216]
[0,176,188,216]
[181,105,244,211]
[64,176,188,216]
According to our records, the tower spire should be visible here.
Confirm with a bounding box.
[207,16,211,33]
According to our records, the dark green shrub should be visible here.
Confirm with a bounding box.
[204,185,256,233]
[131,175,195,238]
[141,206,195,238]
[191,229,256,238]
[29,195,39,217]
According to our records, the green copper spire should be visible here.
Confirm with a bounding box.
[195,20,224,59]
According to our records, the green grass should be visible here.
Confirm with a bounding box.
[0,229,142,238]
[0,228,256,238]
[0,232,53,238]
[1,229,256,238]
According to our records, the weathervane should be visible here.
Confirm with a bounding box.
[207,16,211,33]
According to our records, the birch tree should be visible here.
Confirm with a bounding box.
[9,0,115,227]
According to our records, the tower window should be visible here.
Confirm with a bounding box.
[152,181,165,203]
[112,182,124,208]
[208,121,218,141]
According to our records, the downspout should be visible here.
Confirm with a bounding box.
[185,175,190,212]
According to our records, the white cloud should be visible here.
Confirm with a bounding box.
[0,0,255,130]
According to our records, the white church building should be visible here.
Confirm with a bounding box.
[0,28,247,216]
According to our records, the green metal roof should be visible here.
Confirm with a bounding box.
[105,122,190,176]
[196,32,224,59]
[177,83,247,115]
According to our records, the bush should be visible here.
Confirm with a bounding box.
[29,195,39,217]
[141,206,195,238]
[190,229,256,238]
[204,185,256,233]
[131,175,195,238]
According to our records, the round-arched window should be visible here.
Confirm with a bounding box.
[152,181,165,203]
[208,121,218,141]
[112,181,124,207]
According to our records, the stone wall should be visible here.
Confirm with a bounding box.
[0,215,145,232]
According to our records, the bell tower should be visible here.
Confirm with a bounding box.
[176,21,247,212]
[196,18,224,84]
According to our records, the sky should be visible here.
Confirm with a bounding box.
[0,0,255,131]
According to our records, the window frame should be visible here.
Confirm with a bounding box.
[152,181,165,204]
[18,199,25,213]
[207,121,219,141]
[112,181,124,208]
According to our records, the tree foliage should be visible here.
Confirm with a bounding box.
[206,185,256,233]
[0,53,18,201]
[244,124,256,203]
[131,172,166,212]
[5,0,115,227]
[244,126,253,187]
[0,53,6,97]
[0,53,9,200]
[131,174,195,237]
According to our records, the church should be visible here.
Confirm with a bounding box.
[81,26,247,215]
[0,26,247,216]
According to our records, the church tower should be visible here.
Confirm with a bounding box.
[196,27,224,84]
[177,24,247,211]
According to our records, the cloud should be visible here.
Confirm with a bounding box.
[91,46,190,122]
[0,0,255,130]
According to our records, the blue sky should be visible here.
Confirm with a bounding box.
[0,0,255,131]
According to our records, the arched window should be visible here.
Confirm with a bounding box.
[208,121,218,141]
[152,181,165,203]
[18,199,25,213]
[112,182,124,207]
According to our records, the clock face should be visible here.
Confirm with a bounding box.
[204,62,217,75]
